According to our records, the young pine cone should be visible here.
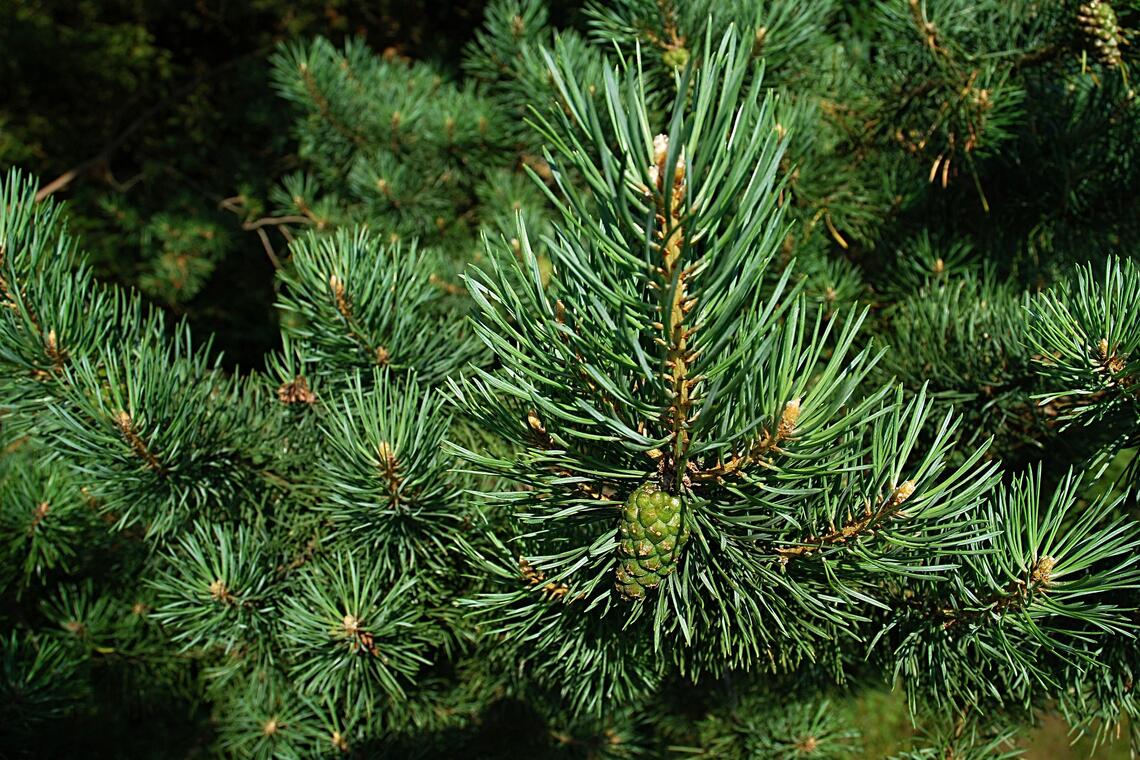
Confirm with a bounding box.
[615,482,690,599]
[1078,1,1125,68]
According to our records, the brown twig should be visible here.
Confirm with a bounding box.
[28,502,50,534]
[242,215,314,231]
[526,411,608,501]
[253,227,282,270]
[377,441,403,512]
[692,400,800,483]
[519,556,571,600]
[648,135,700,489]
[938,556,1055,629]
[325,274,391,364]
[775,480,917,560]
[908,0,945,56]
[114,410,165,473]
[299,62,367,148]
[429,273,465,296]
[35,47,272,202]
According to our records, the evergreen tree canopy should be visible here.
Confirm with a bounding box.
[3,1,1140,757]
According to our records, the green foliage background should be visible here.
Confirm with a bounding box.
[0,0,510,365]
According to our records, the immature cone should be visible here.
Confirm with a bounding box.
[662,46,690,69]
[1078,1,1124,67]
[615,482,690,599]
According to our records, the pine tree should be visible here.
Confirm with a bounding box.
[3,1,1140,757]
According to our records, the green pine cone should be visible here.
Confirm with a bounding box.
[614,482,690,600]
[1078,1,1124,66]
[662,46,691,70]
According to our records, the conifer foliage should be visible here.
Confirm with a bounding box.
[3,0,1140,757]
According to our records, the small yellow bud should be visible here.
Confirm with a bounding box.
[890,480,917,506]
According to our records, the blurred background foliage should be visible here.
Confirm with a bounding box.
[0,0,531,365]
